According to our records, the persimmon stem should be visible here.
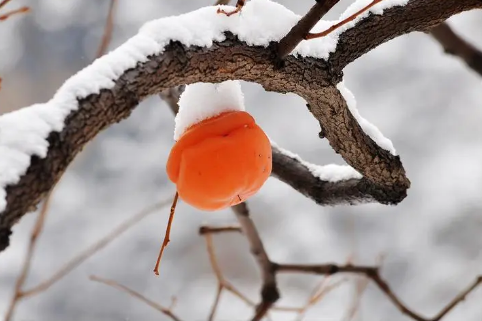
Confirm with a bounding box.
[217,0,245,16]
[153,192,179,276]
[305,0,385,40]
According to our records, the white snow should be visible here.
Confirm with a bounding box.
[337,81,396,155]
[174,81,245,140]
[271,141,362,182]
[0,0,407,214]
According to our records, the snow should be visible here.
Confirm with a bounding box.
[337,81,396,155]
[174,81,245,140]
[0,0,407,214]
[271,141,362,182]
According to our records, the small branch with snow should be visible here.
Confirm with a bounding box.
[271,145,406,205]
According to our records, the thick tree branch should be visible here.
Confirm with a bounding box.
[330,0,482,72]
[272,146,404,205]
[1,0,480,251]
[430,22,482,77]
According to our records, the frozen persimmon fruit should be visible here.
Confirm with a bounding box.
[166,110,272,211]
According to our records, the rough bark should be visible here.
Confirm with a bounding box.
[1,0,481,252]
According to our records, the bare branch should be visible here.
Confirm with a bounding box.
[0,5,29,21]
[90,275,183,321]
[95,0,117,58]
[199,225,242,235]
[330,0,482,72]
[231,202,278,321]
[430,22,482,77]
[21,199,170,297]
[2,0,480,251]
[272,146,404,205]
[276,0,340,59]
[4,191,53,321]
[276,263,482,321]
[215,0,232,6]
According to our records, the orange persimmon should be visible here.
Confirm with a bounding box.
[166,110,272,211]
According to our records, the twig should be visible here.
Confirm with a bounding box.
[294,277,347,321]
[21,199,171,297]
[0,0,12,9]
[203,231,260,315]
[0,5,28,21]
[277,0,340,59]
[95,0,117,58]
[305,0,384,40]
[215,0,231,5]
[276,263,482,321]
[343,277,369,321]
[199,225,242,235]
[201,224,339,319]
[231,202,278,321]
[153,192,178,275]
[4,191,53,321]
[90,275,183,321]
[343,254,385,321]
[430,22,482,77]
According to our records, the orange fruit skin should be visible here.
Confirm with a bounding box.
[166,111,272,211]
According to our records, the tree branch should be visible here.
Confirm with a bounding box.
[231,203,278,321]
[429,22,482,77]
[272,146,404,205]
[330,0,482,72]
[276,0,340,59]
[1,0,480,251]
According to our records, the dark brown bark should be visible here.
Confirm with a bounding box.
[330,0,482,72]
[430,22,482,76]
[1,0,481,252]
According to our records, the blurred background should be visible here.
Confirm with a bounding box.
[0,0,481,320]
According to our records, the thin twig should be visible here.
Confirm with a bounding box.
[0,0,12,9]
[0,5,28,20]
[204,232,259,313]
[231,202,278,321]
[430,22,482,77]
[90,275,183,321]
[215,0,231,5]
[295,277,347,321]
[21,199,171,297]
[306,0,384,40]
[276,263,482,321]
[343,254,385,321]
[277,0,340,59]
[201,225,336,318]
[343,277,369,321]
[199,225,242,235]
[4,190,53,321]
[95,0,117,58]
[153,192,178,275]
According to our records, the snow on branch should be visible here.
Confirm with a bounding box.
[0,0,410,216]
[0,0,480,251]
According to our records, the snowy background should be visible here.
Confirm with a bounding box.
[1,0,481,320]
